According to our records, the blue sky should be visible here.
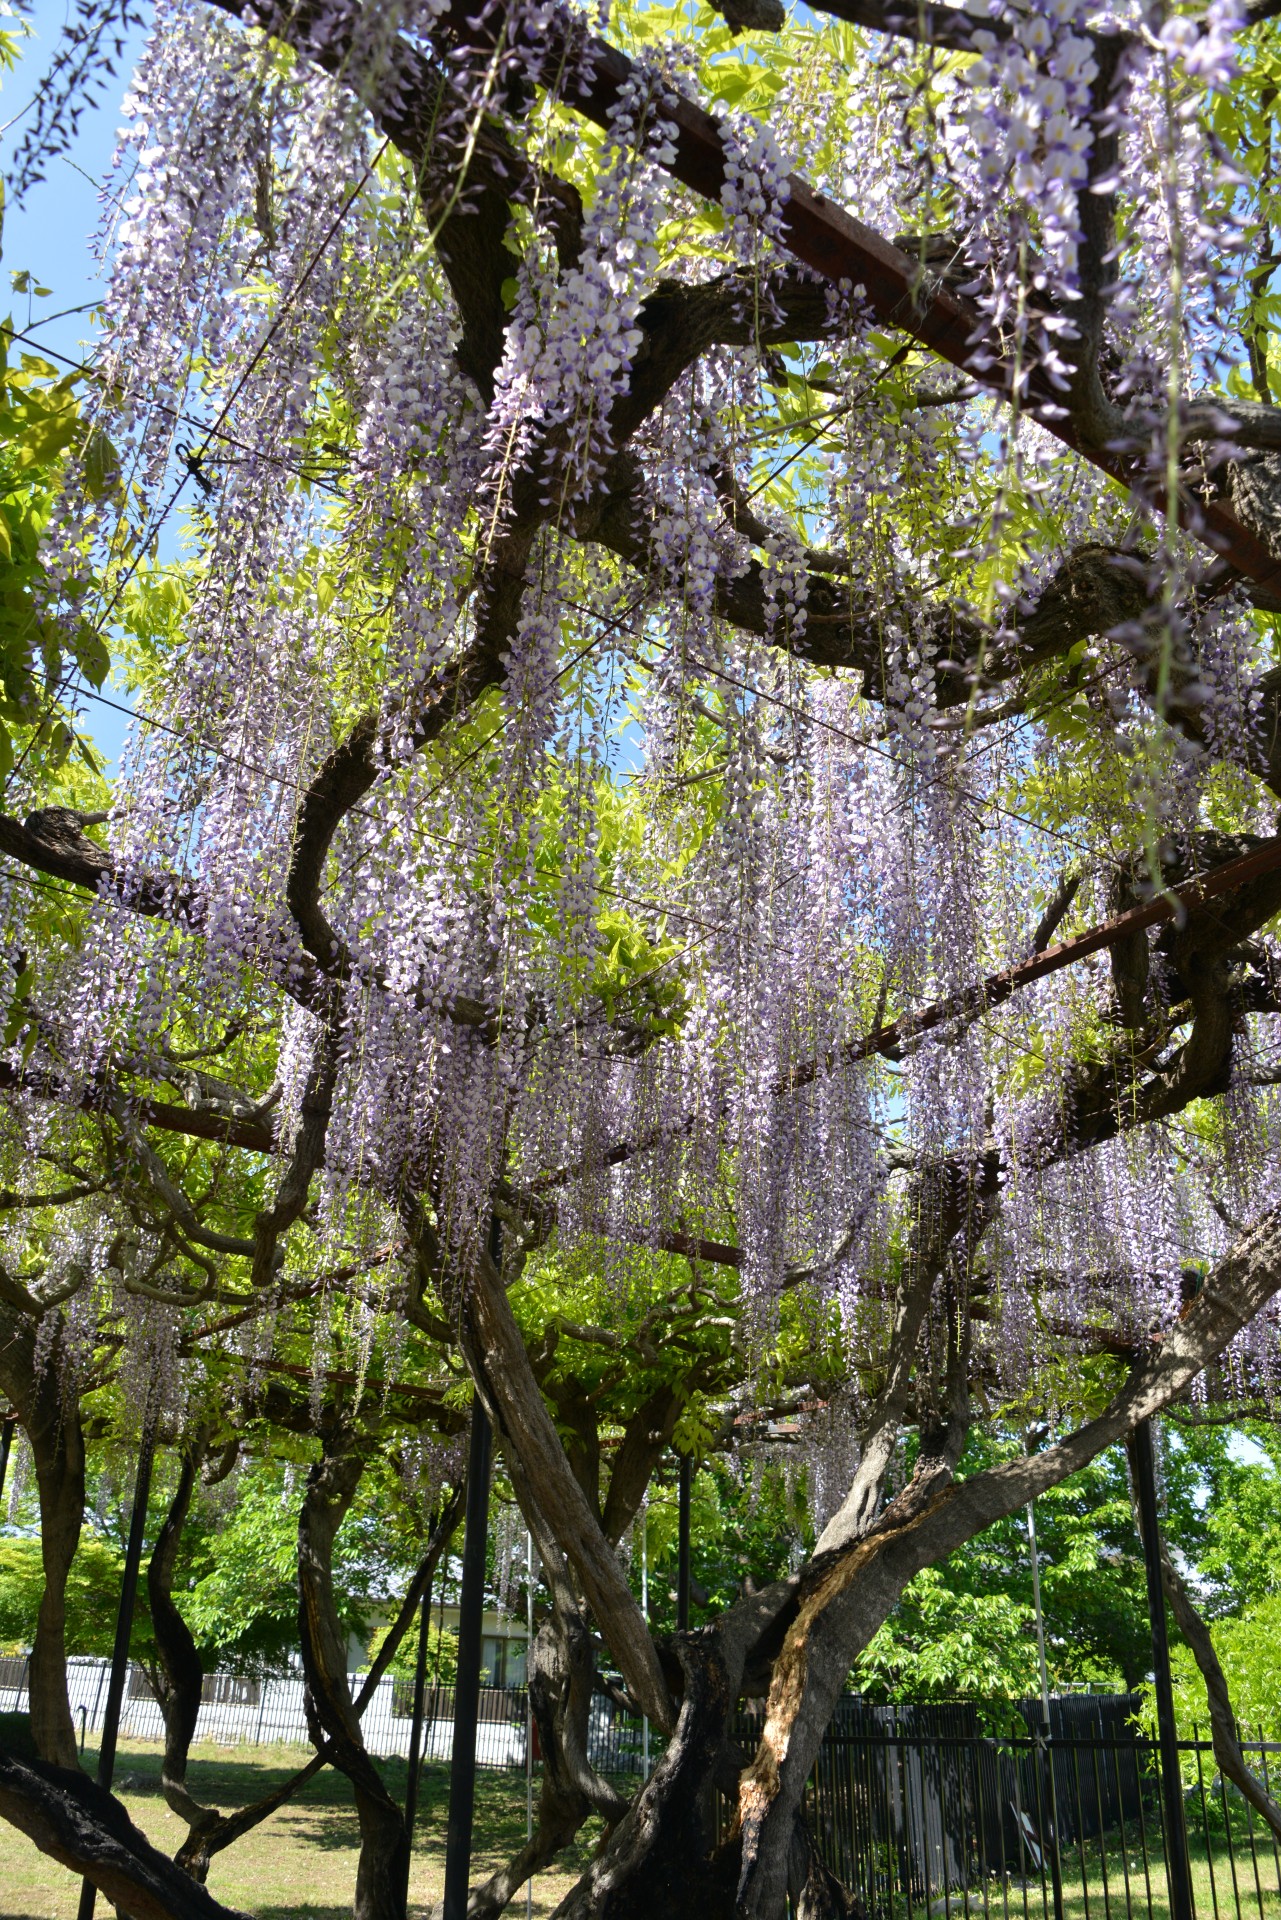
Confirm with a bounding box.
[2,1,143,352]
[2,0,148,774]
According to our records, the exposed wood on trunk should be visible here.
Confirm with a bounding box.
[736,1276,974,1920]
[729,1196,1281,1917]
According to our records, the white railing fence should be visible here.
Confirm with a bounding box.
[0,1657,531,1766]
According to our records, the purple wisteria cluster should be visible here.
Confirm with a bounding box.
[2,0,1278,1416]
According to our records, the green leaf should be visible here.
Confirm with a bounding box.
[73,621,110,689]
[81,427,120,501]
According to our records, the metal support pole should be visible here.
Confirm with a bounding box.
[1130,1418,1195,1920]
[677,1452,691,1632]
[0,1417,13,1515]
[442,1394,493,1920]
[77,1404,157,1920]
[1025,1500,1052,1729]
[640,1505,650,1777]
[525,1531,534,1920]
[403,1560,436,1885]
[1026,1494,1065,1920]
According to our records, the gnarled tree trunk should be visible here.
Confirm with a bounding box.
[298,1419,410,1920]
[146,1430,222,1853]
[468,1600,630,1919]
[509,1199,1281,1920]
[0,1296,87,1767]
[177,1469,464,1884]
[0,1746,249,1920]
[1142,1501,1281,1841]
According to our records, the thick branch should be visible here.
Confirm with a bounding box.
[146,1433,221,1843]
[180,1478,464,1879]
[732,1196,1281,1918]
[0,809,329,1017]
[0,1302,85,1766]
[461,1240,675,1731]
[0,1748,249,1920]
[1148,1527,1281,1841]
[297,1424,409,1920]
[438,2,1281,590]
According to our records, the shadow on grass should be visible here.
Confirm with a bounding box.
[107,1751,369,1809]
[106,1748,528,1814]
[251,1910,356,1919]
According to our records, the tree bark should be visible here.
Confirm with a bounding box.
[1149,1527,1281,1841]
[0,1298,86,1767]
[542,1196,1281,1920]
[551,1635,742,1920]
[177,1477,463,1881]
[0,1745,250,1920]
[146,1434,222,1847]
[298,1421,410,1920]
[787,1810,864,1920]
[461,1239,675,1733]
[466,1605,623,1919]
[736,1277,976,1920]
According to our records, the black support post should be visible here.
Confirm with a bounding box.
[442,1395,492,1920]
[1129,1418,1194,1920]
[1025,1490,1065,1920]
[77,1403,158,1920]
[677,1451,691,1631]
[0,1416,13,1512]
[402,1564,435,1885]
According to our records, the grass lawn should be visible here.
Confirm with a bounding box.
[10,1748,1279,1920]
[0,1739,607,1918]
[865,1829,1281,1920]
[1056,1830,1281,1920]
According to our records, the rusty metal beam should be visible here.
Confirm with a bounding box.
[788,830,1281,1089]
[437,3,1281,595]
[532,833,1281,1196]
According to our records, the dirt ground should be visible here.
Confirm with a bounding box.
[0,1739,606,1919]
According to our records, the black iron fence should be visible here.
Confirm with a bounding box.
[791,1699,1281,1920]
